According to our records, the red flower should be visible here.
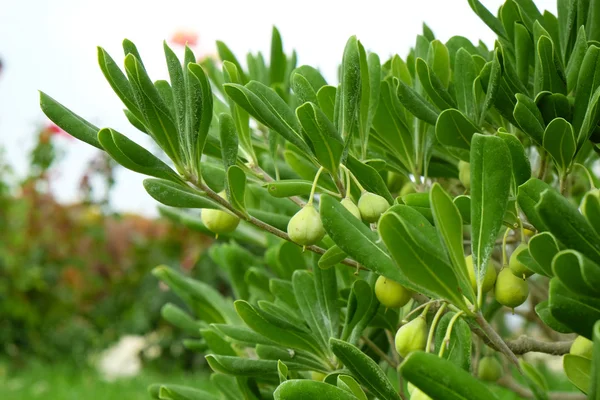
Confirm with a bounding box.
[45,122,73,140]
[170,30,199,47]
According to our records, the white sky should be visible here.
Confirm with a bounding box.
[0,0,556,215]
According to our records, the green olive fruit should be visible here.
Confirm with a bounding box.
[341,197,361,219]
[395,316,427,358]
[310,371,327,381]
[400,182,416,196]
[465,255,497,293]
[411,389,432,400]
[287,204,325,246]
[358,192,390,223]
[509,243,534,279]
[387,171,407,192]
[375,276,412,308]
[477,356,503,381]
[458,160,470,189]
[495,268,529,308]
[570,336,593,359]
[201,191,240,234]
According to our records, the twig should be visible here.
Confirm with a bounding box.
[252,165,306,207]
[475,312,522,373]
[497,376,585,400]
[504,335,572,356]
[361,336,398,369]
[194,179,365,270]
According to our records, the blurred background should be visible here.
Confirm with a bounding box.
[0,0,557,399]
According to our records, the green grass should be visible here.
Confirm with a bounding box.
[0,360,215,400]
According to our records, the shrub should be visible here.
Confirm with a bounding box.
[41,0,600,398]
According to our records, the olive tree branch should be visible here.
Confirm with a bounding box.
[361,335,398,369]
[475,312,522,373]
[192,179,365,270]
[497,376,585,400]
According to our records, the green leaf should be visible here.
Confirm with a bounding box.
[317,85,337,121]
[124,54,182,165]
[186,63,213,173]
[517,178,551,231]
[427,40,451,88]
[534,35,567,95]
[468,0,507,39]
[470,134,512,305]
[429,183,474,303]
[206,355,310,376]
[379,205,468,310]
[97,128,182,183]
[200,327,236,356]
[498,131,532,187]
[396,80,439,125]
[296,102,344,174]
[543,118,575,174]
[520,360,550,400]
[549,278,600,339]
[270,27,286,85]
[224,82,311,156]
[293,65,327,92]
[339,36,362,141]
[563,354,591,394]
[255,345,329,372]
[535,300,573,333]
[219,113,239,170]
[314,262,339,339]
[454,48,478,120]
[573,45,600,140]
[160,303,202,336]
[372,79,415,171]
[263,179,332,198]
[212,324,276,346]
[528,232,560,277]
[153,265,239,324]
[342,279,379,344]
[536,187,600,264]
[454,195,471,224]
[346,155,394,204]
[553,250,600,297]
[319,195,400,283]
[400,351,499,400]
[590,320,600,397]
[330,338,400,400]
[318,246,347,269]
[163,42,186,145]
[583,191,600,237]
[39,92,102,149]
[277,360,288,384]
[566,26,588,93]
[234,300,325,357]
[292,73,318,104]
[434,312,472,371]
[435,108,479,152]
[154,384,220,400]
[415,58,456,110]
[514,22,533,86]
[143,179,220,209]
[337,375,367,400]
[274,380,358,400]
[478,51,502,124]
[226,166,247,214]
[292,270,330,351]
[216,41,247,83]
[514,93,546,145]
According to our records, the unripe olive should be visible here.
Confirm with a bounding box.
[358,192,390,223]
[495,268,529,308]
[570,336,593,359]
[310,371,327,381]
[287,204,325,246]
[395,316,428,358]
[509,243,534,279]
[458,161,470,189]
[375,276,412,308]
[411,389,432,400]
[341,197,361,220]
[201,191,240,234]
[400,182,416,197]
[477,356,503,381]
[465,255,497,293]
[387,171,407,193]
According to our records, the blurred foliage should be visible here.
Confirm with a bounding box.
[0,125,215,366]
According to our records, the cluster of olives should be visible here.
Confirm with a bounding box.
[465,244,531,310]
[287,191,390,246]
